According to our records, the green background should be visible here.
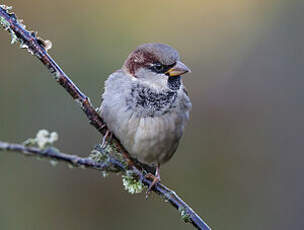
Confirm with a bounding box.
[0,1,303,229]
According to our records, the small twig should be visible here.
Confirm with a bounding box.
[0,5,211,230]
[0,141,125,171]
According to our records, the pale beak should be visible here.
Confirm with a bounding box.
[165,61,191,77]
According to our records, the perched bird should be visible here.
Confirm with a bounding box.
[100,43,191,194]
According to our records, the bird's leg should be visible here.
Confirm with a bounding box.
[108,132,113,143]
[100,130,111,148]
[145,163,161,199]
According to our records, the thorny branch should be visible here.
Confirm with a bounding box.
[0,5,211,230]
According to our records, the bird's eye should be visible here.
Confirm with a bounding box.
[151,63,165,73]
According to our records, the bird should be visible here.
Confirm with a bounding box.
[100,43,192,195]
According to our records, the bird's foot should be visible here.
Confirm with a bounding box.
[100,130,112,148]
[145,164,160,199]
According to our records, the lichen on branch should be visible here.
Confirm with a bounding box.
[23,129,58,149]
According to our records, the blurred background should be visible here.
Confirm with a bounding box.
[0,0,303,229]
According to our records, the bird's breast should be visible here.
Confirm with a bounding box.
[116,111,185,165]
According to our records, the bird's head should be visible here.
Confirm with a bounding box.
[123,43,191,90]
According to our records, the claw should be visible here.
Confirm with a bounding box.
[145,164,160,199]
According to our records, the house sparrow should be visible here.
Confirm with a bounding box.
[100,43,191,193]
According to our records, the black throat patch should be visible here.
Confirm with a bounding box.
[126,83,178,117]
[167,76,181,90]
